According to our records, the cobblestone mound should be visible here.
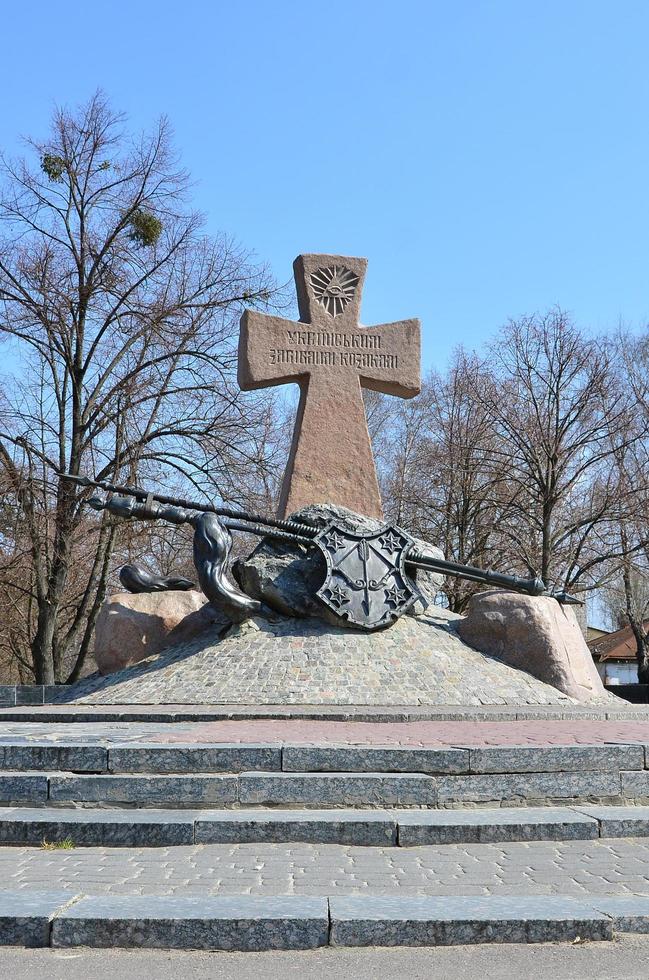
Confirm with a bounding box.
[52,609,602,707]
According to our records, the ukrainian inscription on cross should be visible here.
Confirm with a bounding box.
[238,254,420,519]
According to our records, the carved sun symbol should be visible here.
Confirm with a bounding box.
[310,265,359,318]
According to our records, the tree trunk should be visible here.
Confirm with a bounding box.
[541,497,552,584]
[631,624,649,685]
[31,606,56,684]
[621,539,649,684]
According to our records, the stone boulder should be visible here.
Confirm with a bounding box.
[94,590,226,675]
[233,502,444,625]
[457,590,608,702]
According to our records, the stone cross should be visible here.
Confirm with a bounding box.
[238,253,420,519]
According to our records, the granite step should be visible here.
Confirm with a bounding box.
[0,771,439,808]
[106,742,472,774]
[0,740,646,776]
[194,804,649,845]
[327,895,649,948]
[4,889,649,949]
[0,804,648,847]
[235,768,634,808]
[237,771,440,807]
[280,743,646,775]
[0,771,240,807]
[0,766,647,808]
[0,807,198,846]
[0,806,397,847]
[2,703,649,721]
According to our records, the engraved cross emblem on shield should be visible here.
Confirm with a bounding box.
[314,523,422,630]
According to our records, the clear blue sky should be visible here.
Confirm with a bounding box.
[1,0,648,372]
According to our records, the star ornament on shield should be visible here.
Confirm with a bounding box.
[314,522,423,630]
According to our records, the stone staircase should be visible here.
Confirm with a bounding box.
[3,735,649,950]
[1,740,649,848]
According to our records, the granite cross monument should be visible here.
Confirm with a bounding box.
[238,254,421,519]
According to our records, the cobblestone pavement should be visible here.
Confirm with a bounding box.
[41,610,584,707]
[3,839,649,898]
[1,719,649,746]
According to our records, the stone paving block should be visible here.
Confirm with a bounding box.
[397,807,599,845]
[239,772,438,807]
[591,896,649,933]
[0,888,77,947]
[195,809,397,845]
[0,807,197,846]
[0,744,107,772]
[576,805,649,839]
[282,745,469,774]
[51,894,329,950]
[436,771,622,805]
[0,773,48,803]
[329,895,613,946]
[48,773,238,807]
[108,743,281,774]
[469,745,645,774]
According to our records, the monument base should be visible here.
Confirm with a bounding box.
[53,607,613,708]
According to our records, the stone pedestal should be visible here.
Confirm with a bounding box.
[457,591,607,702]
[69,605,588,707]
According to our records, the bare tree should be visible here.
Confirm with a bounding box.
[377,315,648,623]
[485,310,637,593]
[600,332,649,682]
[599,506,649,684]
[0,93,279,683]
[376,350,510,612]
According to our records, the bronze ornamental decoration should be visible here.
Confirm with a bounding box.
[62,473,581,633]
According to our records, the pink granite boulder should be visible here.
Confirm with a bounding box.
[457,590,608,702]
[94,590,223,675]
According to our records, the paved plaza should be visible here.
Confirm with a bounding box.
[3,837,649,899]
[1,717,649,746]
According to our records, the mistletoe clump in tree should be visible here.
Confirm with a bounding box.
[0,93,279,684]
